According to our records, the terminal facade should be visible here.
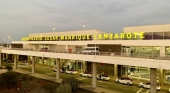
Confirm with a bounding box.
[1,24,170,92]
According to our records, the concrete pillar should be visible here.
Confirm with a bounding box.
[114,64,118,78]
[76,61,78,69]
[150,68,157,93]
[83,61,86,72]
[92,62,97,88]
[160,46,165,57]
[66,45,68,51]
[159,69,164,86]
[42,57,44,66]
[0,53,3,66]
[6,53,8,59]
[32,56,35,73]
[14,55,17,69]
[28,56,30,67]
[56,59,60,79]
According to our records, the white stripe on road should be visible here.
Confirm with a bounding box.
[76,77,87,80]
[145,90,150,93]
[136,88,143,93]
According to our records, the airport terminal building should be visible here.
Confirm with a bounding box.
[1,24,170,91]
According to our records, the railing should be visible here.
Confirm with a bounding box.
[1,48,170,60]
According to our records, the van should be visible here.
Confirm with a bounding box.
[81,47,99,55]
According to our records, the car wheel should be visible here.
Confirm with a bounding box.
[103,78,106,81]
[116,81,120,83]
[140,85,144,88]
[127,82,130,86]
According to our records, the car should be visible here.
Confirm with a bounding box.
[40,48,48,52]
[65,69,77,74]
[20,61,28,65]
[115,77,133,85]
[80,71,92,78]
[169,88,170,92]
[53,68,63,72]
[139,82,161,90]
[97,74,110,81]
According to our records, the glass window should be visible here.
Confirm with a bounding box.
[153,32,163,39]
[142,32,152,40]
[164,32,170,39]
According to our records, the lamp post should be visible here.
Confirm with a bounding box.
[53,27,55,32]
[39,34,42,50]
[95,30,98,56]
[83,23,86,30]
[7,36,11,49]
[3,39,5,47]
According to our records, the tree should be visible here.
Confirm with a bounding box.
[56,83,72,93]
[5,64,13,72]
[0,72,18,89]
[62,77,80,92]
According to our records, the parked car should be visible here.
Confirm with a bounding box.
[20,61,28,65]
[65,69,77,74]
[53,68,63,72]
[3,58,7,62]
[139,82,161,90]
[115,77,133,85]
[97,74,110,81]
[80,71,92,78]
[40,48,48,52]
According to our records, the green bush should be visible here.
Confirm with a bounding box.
[19,79,37,93]
[5,64,13,72]
[0,72,18,89]
[56,83,72,93]
[19,74,28,81]
[62,77,80,92]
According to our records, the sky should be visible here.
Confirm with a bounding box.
[0,0,170,42]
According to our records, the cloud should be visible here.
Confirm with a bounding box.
[0,0,170,42]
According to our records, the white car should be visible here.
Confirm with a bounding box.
[115,77,133,85]
[65,69,77,74]
[80,71,92,78]
[139,82,161,90]
[53,68,62,72]
[20,62,28,65]
[97,74,110,81]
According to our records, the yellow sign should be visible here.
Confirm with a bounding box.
[22,32,145,41]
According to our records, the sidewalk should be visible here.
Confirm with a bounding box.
[14,69,121,93]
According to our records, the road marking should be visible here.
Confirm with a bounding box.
[97,84,107,87]
[136,88,143,93]
[145,90,150,93]
[76,77,86,80]
[98,81,103,83]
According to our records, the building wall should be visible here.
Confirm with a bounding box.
[123,24,170,33]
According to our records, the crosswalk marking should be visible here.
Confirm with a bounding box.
[136,88,143,93]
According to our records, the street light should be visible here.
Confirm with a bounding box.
[95,30,98,56]
[3,39,5,47]
[53,27,55,32]
[7,36,11,49]
[83,23,86,30]
[39,34,42,50]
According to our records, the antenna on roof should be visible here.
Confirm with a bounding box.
[53,27,55,32]
[83,23,86,30]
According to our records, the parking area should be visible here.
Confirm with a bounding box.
[7,62,167,93]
